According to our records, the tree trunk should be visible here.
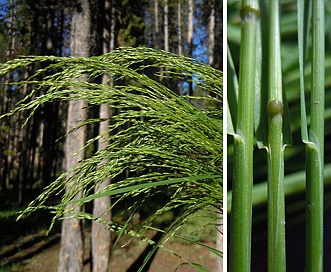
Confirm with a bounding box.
[164,0,169,52]
[188,0,194,96]
[0,0,15,190]
[209,0,215,67]
[17,75,29,204]
[188,0,194,56]
[214,0,223,70]
[177,1,183,95]
[177,1,182,56]
[41,10,56,187]
[91,104,112,272]
[216,218,223,271]
[58,0,91,271]
[154,0,160,49]
[91,1,114,271]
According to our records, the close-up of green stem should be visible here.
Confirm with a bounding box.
[267,0,286,270]
[229,0,260,271]
[305,0,325,271]
[228,0,329,270]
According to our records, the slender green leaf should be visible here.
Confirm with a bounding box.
[59,174,221,207]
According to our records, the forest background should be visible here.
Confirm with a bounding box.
[0,0,223,271]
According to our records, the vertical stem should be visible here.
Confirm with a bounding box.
[267,103,286,271]
[306,0,324,271]
[229,1,259,271]
[267,0,286,270]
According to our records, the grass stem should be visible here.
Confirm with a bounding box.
[267,0,286,270]
[306,1,324,270]
[229,1,260,271]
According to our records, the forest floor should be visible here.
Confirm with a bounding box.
[1,228,219,272]
[0,189,220,271]
[0,203,220,272]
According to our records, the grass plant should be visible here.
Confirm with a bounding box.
[0,47,222,271]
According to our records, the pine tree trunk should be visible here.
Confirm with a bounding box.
[17,77,29,204]
[164,0,169,52]
[154,0,160,49]
[188,0,194,96]
[91,1,113,271]
[188,0,194,56]
[0,0,15,190]
[209,0,215,67]
[58,0,91,271]
[177,1,182,56]
[41,10,56,187]
[91,103,112,272]
[216,218,223,271]
[177,1,183,94]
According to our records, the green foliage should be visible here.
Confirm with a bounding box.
[0,209,18,220]
[0,47,223,268]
